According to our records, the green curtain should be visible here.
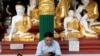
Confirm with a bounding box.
[40,15,54,41]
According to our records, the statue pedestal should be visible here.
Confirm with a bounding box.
[0,38,100,54]
[0,40,38,54]
[60,38,100,54]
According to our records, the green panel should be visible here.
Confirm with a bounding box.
[40,15,54,41]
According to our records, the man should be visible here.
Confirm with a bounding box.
[36,32,62,56]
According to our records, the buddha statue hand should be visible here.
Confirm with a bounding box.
[71,30,79,32]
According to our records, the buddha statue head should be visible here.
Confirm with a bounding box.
[68,7,74,17]
[15,1,26,16]
[81,0,90,6]
[68,10,74,17]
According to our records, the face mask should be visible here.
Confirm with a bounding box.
[45,41,53,46]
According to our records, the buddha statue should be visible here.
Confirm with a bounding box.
[79,9,98,38]
[76,0,100,35]
[4,2,35,41]
[81,0,99,22]
[80,0,100,33]
[54,0,71,31]
[64,9,83,40]
[27,0,39,26]
[72,1,98,38]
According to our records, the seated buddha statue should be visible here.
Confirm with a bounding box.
[80,9,98,38]
[27,0,39,26]
[4,2,35,41]
[73,1,98,38]
[80,0,100,34]
[81,0,99,22]
[64,9,83,40]
[54,0,71,31]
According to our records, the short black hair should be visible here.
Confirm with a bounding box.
[44,32,53,38]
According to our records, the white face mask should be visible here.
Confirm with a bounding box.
[15,5,25,15]
[45,41,53,46]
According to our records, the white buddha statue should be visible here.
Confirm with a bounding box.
[81,0,99,22]
[80,9,96,33]
[80,9,98,38]
[80,0,100,33]
[64,9,83,40]
[4,2,35,41]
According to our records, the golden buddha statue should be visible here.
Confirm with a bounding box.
[63,9,98,40]
[64,10,83,40]
[80,0,100,34]
[4,2,35,41]
[81,0,99,21]
[79,9,98,38]
[55,0,71,30]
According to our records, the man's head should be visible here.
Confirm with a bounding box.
[44,32,54,46]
